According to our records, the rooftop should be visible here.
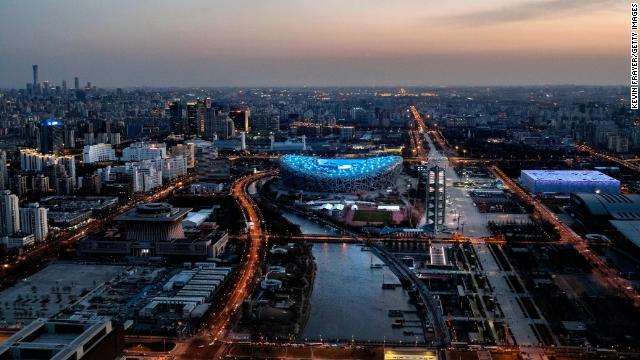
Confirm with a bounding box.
[609,220,640,249]
[115,203,192,222]
[572,193,640,220]
[0,318,113,360]
[521,170,619,183]
[280,155,402,179]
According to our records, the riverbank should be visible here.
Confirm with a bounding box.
[235,240,315,340]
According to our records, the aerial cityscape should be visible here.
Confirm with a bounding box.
[0,1,639,360]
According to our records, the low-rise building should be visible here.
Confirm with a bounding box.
[0,317,122,360]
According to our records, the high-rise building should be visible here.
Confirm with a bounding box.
[0,191,20,235]
[424,165,446,234]
[171,143,195,168]
[230,108,250,133]
[186,100,199,137]
[31,174,50,195]
[83,144,117,163]
[196,98,211,137]
[39,119,64,154]
[74,76,79,90]
[20,203,48,242]
[168,100,184,135]
[0,151,7,190]
[121,142,167,161]
[252,113,279,133]
[201,106,235,140]
[32,65,38,87]
[162,156,187,181]
[11,175,28,197]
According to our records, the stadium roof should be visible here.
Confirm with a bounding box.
[609,220,640,249]
[572,193,640,220]
[521,170,618,183]
[280,155,402,180]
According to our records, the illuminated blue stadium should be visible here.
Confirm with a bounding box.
[280,155,402,192]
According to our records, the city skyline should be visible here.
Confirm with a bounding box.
[0,0,629,87]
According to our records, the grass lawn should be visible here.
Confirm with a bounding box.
[352,210,392,223]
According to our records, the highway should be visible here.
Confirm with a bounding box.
[201,170,278,342]
[576,143,640,173]
[491,165,640,307]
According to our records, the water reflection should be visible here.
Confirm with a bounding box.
[281,211,337,235]
[302,243,420,342]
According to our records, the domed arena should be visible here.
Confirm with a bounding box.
[279,155,403,193]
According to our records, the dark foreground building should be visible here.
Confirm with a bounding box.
[0,317,124,360]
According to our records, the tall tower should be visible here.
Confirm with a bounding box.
[74,77,80,90]
[425,165,446,234]
[32,65,38,87]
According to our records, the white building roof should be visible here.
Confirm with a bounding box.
[521,170,617,183]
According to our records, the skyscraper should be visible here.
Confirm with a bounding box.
[20,203,48,242]
[230,108,250,133]
[168,100,183,135]
[196,98,212,137]
[0,150,8,190]
[32,65,38,87]
[74,77,79,90]
[0,190,20,236]
[39,119,64,154]
[186,100,199,137]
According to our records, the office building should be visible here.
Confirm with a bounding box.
[162,156,187,181]
[121,142,167,161]
[171,143,196,168]
[230,108,250,133]
[186,100,198,136]
[20,203,48,242]
[39,119,64,154]
[83,144,117,163]
[0,150,7,190]
[32,65,38,87]
[270,135,306,151]
[251,113,279,133]
[168,99,184,134]
[0,191,20,235]
[197,98,212,137]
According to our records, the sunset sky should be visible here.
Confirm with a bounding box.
[0,0,630,87]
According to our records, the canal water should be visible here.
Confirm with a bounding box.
[303,243,421,342]
[281,210,420,342]
[281,211,337,235]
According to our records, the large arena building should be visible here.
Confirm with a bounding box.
[280,155,402,193]
[520,170,620,194]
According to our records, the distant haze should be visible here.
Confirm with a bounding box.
[0,0,628,87]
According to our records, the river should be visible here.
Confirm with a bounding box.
[281,210,421,342]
